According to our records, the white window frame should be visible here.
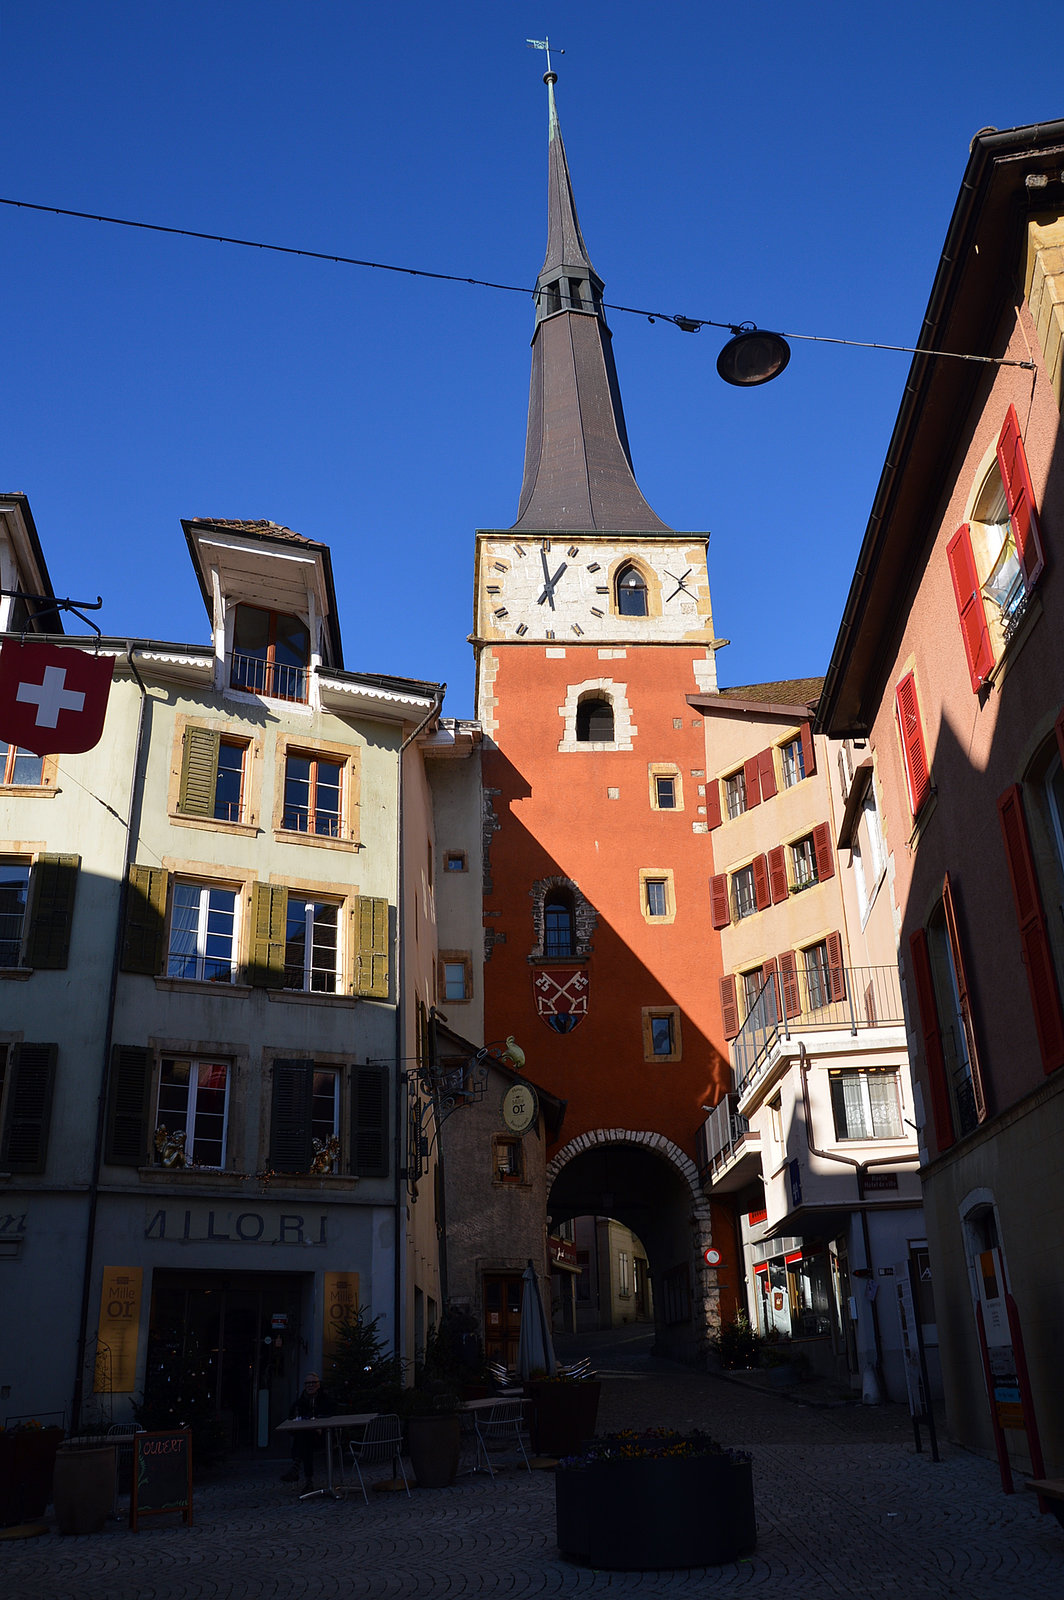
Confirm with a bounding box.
[156,1057,231,1169]
[283,897,342,994]
[732,865,757,921]
[780,737,805,789]
[167,881,239,984]
[724,769,747,820]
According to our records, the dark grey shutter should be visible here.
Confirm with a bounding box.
[121,865,169,975]
[1,1043,57,1173]
[269,1059,315,1173]
[351,1064,389,1178]
[105,1045,154,1167]
[25,854,80,969]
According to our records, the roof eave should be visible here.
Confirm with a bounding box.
[816,120,1064,738]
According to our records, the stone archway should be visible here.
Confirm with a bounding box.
[547,1128,721,1362]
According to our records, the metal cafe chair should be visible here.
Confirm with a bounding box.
[348,1414,410,1503]
[474,1400,531,1480]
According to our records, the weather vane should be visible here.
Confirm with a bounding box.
[526,37,564,76]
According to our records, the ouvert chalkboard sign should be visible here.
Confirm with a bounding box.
[130,1429,193,1530]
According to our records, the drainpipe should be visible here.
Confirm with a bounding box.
[797,1043,919,1404]
[392,688,445,1366]
[70,646,149,1429]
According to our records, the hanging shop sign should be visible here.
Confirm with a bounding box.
[502,1082,539,1136]
[0,640,113,756]
[93,1266,143,1394]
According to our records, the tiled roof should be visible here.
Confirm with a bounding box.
[719,676,825,709]
[190,517,312,546]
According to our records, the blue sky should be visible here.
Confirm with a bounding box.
[4,3,1062,717]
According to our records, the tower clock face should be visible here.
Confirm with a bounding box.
[477,535,707,643]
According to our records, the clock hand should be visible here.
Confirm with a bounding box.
[665,568,693,602]
[537,561,568,608]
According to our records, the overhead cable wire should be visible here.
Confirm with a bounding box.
[0,195,1035,368]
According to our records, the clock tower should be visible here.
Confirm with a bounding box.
[472,71,736,1360]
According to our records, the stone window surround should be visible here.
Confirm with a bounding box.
[272,731,361,852]
[648,762,684,812]
[528,875,598,962]
[439,949,473,1004]
[558,679,636,752]
[639,867,676,925]
[167,713,265,838]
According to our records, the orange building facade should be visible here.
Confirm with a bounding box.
[471,72,738,1358]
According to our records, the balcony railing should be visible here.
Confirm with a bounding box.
[733,963,904,1099]
[697,1094,755,1180]
[230,651,308,703]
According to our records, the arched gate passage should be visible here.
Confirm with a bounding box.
[547,1129,721,1364]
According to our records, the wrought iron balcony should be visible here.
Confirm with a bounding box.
[732,963,905,1101]
[229,651,308,703]
[697,1094,759,1190]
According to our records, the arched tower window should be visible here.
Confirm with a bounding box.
[576,697,614,743]
[616,563,648,617]
[544,890,575,959]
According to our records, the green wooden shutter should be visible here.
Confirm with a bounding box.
[269,1059,314,1172]
[25,853,80,969]
[353,897,390,998]
[351,1063,389,1177]
[178,726,221,816]
[1,1043,57,1173]
[104,1044,154,1167]
[249,882,287,988]
[121,864,169,975]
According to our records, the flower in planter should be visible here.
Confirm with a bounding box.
[559,1428,751,1469]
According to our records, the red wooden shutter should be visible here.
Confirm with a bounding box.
[895,671,931,816]
[756,748,777,800]
[778,951,801,1018]
[946,523,995,691]
[719,975,740,1039]
[825,931,846,1002]
[799,721,816,777]
[753,853,771,911]
[767,845,789,904]
[706,779,722,830]
[908,928,954,1152]
[761,957,780,1018]
[941,874,987,1121]
[743,756,761,809]
[997,784,1064,1074]
[710,874,731,929]
[997,404,1045,589]
[812,823,835,881]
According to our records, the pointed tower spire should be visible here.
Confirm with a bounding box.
[512,72,671,533]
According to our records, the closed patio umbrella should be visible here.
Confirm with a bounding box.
[517,1259,557,1380]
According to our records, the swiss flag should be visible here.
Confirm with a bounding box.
[0,641,114,757]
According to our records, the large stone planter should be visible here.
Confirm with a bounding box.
[556,1452,756,1570]
[53,1444,117,1535]
[0,1427,65,1526]
[407,1414,460,1488]
[526,1380,600,1458]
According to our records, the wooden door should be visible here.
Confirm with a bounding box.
[483,1273,523,1368]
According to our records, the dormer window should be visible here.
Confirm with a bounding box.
[230,605,309,703]
[616,564,648,617]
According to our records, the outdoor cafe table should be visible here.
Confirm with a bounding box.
[276,1412,378,1500]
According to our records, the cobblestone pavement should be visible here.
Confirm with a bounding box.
[6,1362,1063,1599]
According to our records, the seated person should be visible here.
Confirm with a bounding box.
[281,1371,335,1488]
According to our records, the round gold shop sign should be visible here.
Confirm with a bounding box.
[502,1082,538,1136]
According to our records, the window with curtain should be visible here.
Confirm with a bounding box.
[829,1069,903,1140]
